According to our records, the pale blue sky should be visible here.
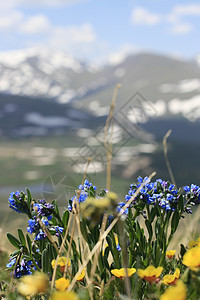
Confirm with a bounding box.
[0,0,200,62]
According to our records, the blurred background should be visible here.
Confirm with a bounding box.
[0,0,200,246]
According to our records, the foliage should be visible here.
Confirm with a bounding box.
[2,177,200,299]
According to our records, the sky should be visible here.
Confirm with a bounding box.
[0,0,200,63]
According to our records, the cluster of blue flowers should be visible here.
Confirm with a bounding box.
[68,179,97,212]
[26,199,63,240]
[27,217,48,240]
[34,199,54,216]
[68,179,128,220]
[8,191,64,241]
[184,184,200,204]
[7,190,65,277]
[6,258,34,278]
[8,191,29,214]
[124,176,200,214]
[124,176,180,212]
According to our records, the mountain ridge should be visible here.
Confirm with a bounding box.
[0,48,200,138]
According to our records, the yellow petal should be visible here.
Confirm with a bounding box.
[160,280,187,300]
[111,268,136,278]
[50,291,79,300]
[137,266,163,280]
[51,257,71,268]
[166,250,176,258]
[183,246,200,268]
[174,268,180,278]
[55,278,70,291]
[76,269,85,281]
[162,275,176,285]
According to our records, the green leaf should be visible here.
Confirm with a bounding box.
[93,224,99,244]
[149,206,159,222]
[155,217,161,240]
[152,240,160,267]
[98,252,104,274]
[41,249,49,273]
[178,194,184,212]
[22,254,32,261]
[26,188,32,209]
[10,249,20,257]
[103,246,110,271]
[136,221,142,242]
[18,229,26,247]
[180,244,187,258]
[171,211,180,234]
[7,233,21,249]
[39,240,45,252]
[62,210,69,228]
[108,232,121,269]
[80,221,92,249]
[26,234,32,253]
[145,219,153,242]
[52,200,60,218]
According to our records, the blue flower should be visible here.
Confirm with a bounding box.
[117,202,128,215]
[6,258,16,268]
[35,229,46,241]
[12,259,32,278]
[184,184,200,210]
[37,201,54,217]
[183,186,190,192]
[55,226,64,237]
[116,244,121,252]
[27,218,38,234]
[68,179,98,212]
[42,219,49,226]
[125,195,131,201]
[8,191,28,214]
[56,226,64,233]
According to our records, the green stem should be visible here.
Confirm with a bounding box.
[31,257,41,271]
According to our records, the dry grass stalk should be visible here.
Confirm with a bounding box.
[89,84,121,296]
[51,158,92,292]
[67,171,156,292]
[163,129,176,188]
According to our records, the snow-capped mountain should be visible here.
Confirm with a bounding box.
[0,48,105,103]
[0,48,200,139]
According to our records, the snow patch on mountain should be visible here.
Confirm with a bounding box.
[168,95,200,121]
[24,112,70,127]
[160,78,200,94]
[0,48,83,72]
[0,48,93,101]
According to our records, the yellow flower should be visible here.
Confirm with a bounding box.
[160,280,187,300]
[137,266,163,283]
[76,269,85,281]
[55,278,70,291]
[51,257,71,272]
[162,268,180,286]
[188,237,200,248]
[188,240,197,248]
[111,268,136,278]
[18,272,48,296]
[166,250,176,259]
[50,291,79,300]
[182,245,200,271]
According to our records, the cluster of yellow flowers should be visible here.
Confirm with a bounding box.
[111,265,179,285]
[110,244,200,300]
[110,265,185,300]
[16,240,200,300]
